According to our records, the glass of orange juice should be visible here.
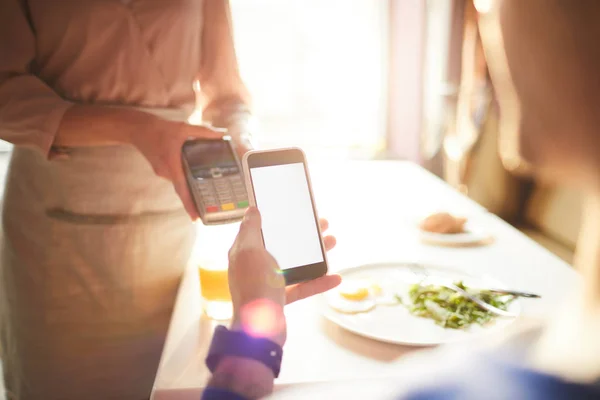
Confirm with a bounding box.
[194,223,240,320]
[198,261,232,320]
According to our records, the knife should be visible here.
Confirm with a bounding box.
[475,288,541,298]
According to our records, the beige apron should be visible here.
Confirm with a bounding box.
[0,108,195,400]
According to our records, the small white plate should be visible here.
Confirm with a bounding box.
[321,262,520,346]
[419,221,493,247]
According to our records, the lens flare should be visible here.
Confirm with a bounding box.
[266,269,285,289]
[240,298,285,339]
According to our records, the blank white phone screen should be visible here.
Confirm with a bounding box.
[250,163,324,270]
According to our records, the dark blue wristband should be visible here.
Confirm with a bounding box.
[206,325,283,378]
[201,387,248,400]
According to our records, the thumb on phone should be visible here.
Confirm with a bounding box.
[236,207,263,249]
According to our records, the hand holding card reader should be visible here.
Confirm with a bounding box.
[182,138,249,225]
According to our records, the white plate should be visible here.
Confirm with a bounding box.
[321,262,520,346]
[419,221,493,247]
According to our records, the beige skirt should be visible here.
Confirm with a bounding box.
[0,109,196,400]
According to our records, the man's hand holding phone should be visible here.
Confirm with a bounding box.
[228,207,340,345]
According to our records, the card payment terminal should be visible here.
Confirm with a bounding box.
[182,138,249,225]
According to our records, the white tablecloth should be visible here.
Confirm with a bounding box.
[151,161,579,399]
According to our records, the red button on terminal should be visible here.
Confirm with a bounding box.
[206,206,219,213]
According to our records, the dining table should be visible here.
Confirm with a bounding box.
[150,160,580,399]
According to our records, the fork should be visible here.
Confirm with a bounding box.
[420,276,518,317]
[407,263,518,318]
[405,263,540,298]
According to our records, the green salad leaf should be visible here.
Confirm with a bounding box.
[404,281,515,329]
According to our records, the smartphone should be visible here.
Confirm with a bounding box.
[242,148,328,285]
[182,138,249,225]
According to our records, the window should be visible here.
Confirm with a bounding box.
[230,0,389,159]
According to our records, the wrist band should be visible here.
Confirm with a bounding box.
[206,325,283,378]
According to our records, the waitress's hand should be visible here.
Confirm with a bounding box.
[130,120,225,220]
[226,123,254,159]
[228,207,341,346]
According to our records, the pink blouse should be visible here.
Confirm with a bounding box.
[0,0,250,155]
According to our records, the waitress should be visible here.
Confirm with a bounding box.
[0,1,252,399]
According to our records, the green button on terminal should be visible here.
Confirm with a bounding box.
[237,200,249,208]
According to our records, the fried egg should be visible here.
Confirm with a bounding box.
[328,279,400,314]
[370,283,401,306]
[328,296,376,314]
[338,280,371,301]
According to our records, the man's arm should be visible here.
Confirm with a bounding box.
[201,208,340,399]
[203,357,275,400]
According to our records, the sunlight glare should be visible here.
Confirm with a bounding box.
[240,298,285,339]
[474,0,494,14]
